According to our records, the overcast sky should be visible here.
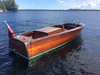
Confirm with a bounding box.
[15,0,100,9]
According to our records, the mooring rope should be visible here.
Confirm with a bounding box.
[82,71,100,75]
[29,41,100,75]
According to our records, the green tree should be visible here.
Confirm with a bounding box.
[0,0,18,12]
[11,0,18,12]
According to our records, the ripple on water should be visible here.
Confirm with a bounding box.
[0,11,100,75]
[0,60,12,75]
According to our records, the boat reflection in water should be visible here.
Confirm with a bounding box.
[9,35,83,74]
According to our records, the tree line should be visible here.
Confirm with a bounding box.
[68,9,100,11]
[19,9,100,11]
[0,0,18,12]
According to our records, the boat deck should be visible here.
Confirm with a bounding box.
[35,27,62,33]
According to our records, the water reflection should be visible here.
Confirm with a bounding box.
[8,35,83,75]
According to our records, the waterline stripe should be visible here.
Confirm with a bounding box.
[9,48,29,61]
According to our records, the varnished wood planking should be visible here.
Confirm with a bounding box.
[9,23,85,60]
[27,27,83,57]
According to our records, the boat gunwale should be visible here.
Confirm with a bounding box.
[21,23,85,43]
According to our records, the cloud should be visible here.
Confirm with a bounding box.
[37,0,42,1]
[58,0,100,9]
[59,1,64,3]
[58,0,64,3]
[70,0,75,1]
[85,0,100,8]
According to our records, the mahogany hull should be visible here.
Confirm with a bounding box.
[9,23,84,61]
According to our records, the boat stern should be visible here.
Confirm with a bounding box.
[9,37,29,60]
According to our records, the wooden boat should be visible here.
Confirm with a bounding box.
[5,21,85,61]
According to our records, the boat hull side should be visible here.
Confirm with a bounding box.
[28,27,83,61]
[29,34,80,61]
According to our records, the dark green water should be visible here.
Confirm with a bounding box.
[0,11,100,75]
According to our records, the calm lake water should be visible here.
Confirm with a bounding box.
[0,11,100,75]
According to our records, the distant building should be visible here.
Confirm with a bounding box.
[0,8,3,12]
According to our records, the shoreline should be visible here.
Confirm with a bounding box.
[1,9,100,12]
[18,9,100,11]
